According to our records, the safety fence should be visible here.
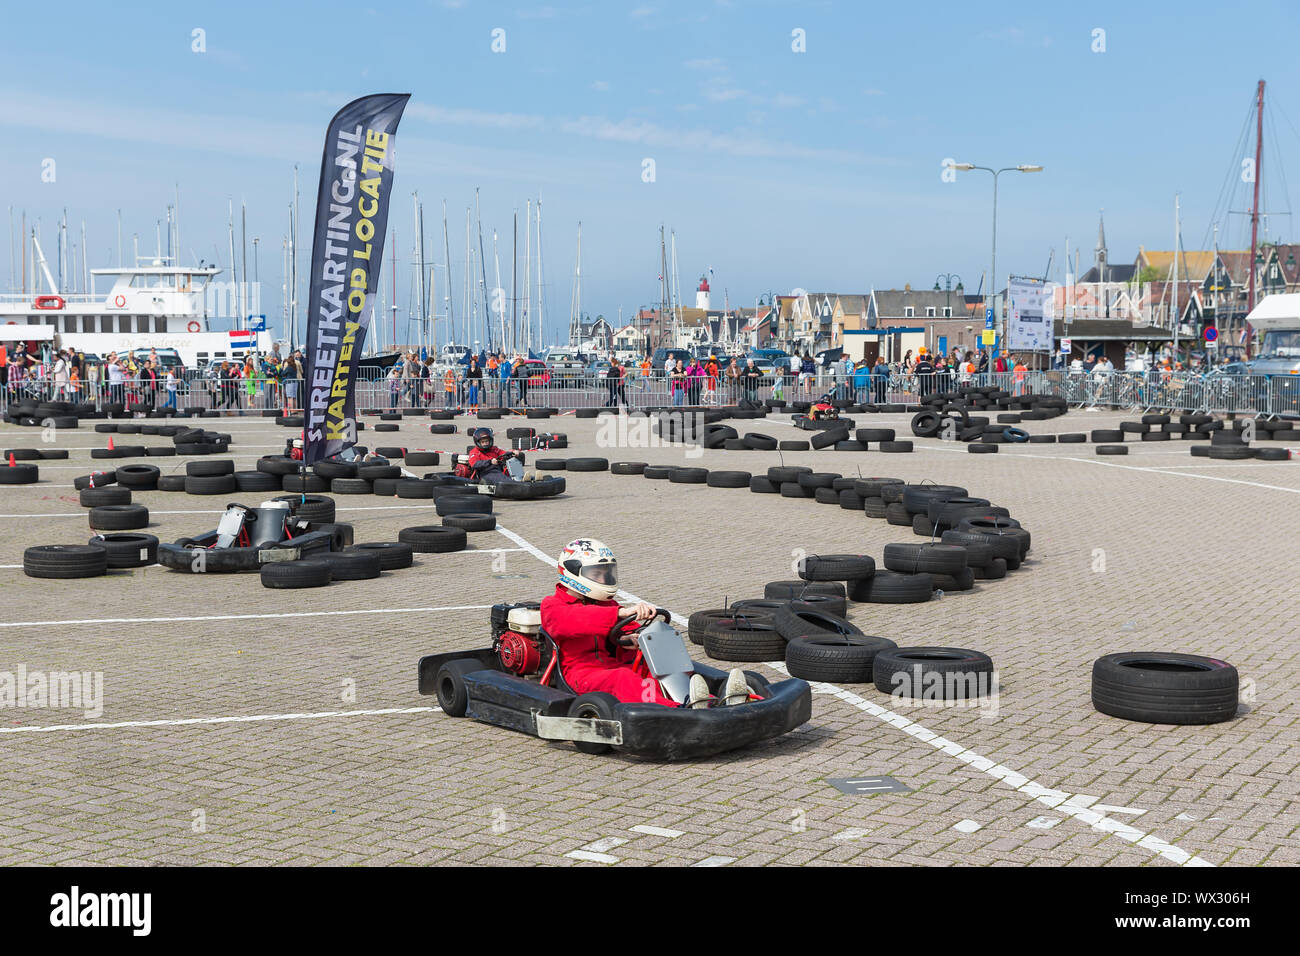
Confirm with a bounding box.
[3,370,1299,417]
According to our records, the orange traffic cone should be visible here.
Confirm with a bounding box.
[107,436,115,451]
[6,453,14,467]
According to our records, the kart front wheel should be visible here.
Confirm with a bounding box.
[436,660,479,718]
[567,692,619,755]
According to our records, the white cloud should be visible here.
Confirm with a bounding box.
[774,93,805,108]
[592,80,610,92]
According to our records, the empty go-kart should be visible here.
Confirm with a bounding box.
[157,499,352,573]
[418,602,811,760]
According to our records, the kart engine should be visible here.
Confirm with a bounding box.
[491,602,544,676]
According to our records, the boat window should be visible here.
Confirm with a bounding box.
[82,316,95,333]
[63,316,76,333]
[154,316,166,332]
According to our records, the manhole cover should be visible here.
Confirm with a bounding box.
[826,775,910,795]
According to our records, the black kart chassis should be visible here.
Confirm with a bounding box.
[157,522,352,573]
[418,648,812,760]
[422,471,566,500]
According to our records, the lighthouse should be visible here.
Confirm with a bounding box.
[695,275,710,310]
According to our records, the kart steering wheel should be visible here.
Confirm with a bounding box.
[605,607,671,649]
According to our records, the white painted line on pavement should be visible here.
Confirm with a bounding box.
[953,819,982,833]
[492,522,1213,867]
[565,850,620,864]
[630,825,683,838]
[0,605,492,629]
[692,856,735,867]
[0,706,439,734]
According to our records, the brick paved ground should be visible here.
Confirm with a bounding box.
[0,407,1296,866]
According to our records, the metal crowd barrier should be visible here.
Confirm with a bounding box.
[3,370,1298,417]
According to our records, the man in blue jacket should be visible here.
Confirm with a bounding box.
[497,352,513,407]
[852,360,871,403]
[870,356,890,403]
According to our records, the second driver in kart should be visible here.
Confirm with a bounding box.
[463,427,525,485]
[539,538,751,709]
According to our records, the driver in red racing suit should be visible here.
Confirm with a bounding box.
[463,427,520,484]
[539,538,751,708]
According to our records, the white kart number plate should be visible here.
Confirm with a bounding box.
[259,547,301,564]
[535,715,623,745]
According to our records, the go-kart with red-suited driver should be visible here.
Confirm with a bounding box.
[418,539,811,760]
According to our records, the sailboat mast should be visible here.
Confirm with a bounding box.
[511,211,518,354]
[1246,79,1265,357]
[1173,195,1180,357]
[476,188,490,352]
[524,199,532,354]
[536,197,545,350]
[493,230,505,351]
[570,223,582,348]
[441,200,454,348]
[414,194,424,355]
[465,208,472,349]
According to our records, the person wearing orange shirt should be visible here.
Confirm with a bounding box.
[443,366,458,408]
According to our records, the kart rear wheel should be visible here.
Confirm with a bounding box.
[436,659,480,718]
[567,692,619,755]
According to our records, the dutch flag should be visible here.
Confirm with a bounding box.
[228,329,254,350]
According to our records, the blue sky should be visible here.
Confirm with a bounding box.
[3,0,1299,345]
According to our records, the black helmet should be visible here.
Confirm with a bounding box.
[472,427,494,451]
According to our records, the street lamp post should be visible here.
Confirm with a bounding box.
[950,163,1042,370]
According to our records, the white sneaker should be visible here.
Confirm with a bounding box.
[688,674,714,709]
[721,668,752,706]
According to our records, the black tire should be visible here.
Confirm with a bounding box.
[929,568,976,591]
[810,427,849,450]
[688,609,738,645]
[73,470,117,490]
[1209,445,1253,460]
[435,494,493,516]
[1091,429,1124,443]
[23,544,108,579]
[839,490,864,510]
[743,433,778,450]
[798,553,876,581]
[772,603,865,641]
[282,474,327,493]
[348,541,414,570]
[89,503,149,531]
[185,474,238,495]
[330,477,373,495]
[706,470,750,488]
[873,647,995,698]
[436,658,481,718]
[568,692,620,754]
[862,496,887,518]
[670,467,708,484]
[779,439,811,451]
[703,619,787,662]
[969,443,998,454]
[442,513,497,532]
[315,550,383,581]
[534,458,567,470]
[611,461,647,475]
[80,486,132,507]
[972,557,1008,580]
[885,501,912,525]
[780,481,812,498]
[797,472,839,491]
[398,525,468,553]
[1091,652,1238,725]
[767,466,812,484]
[260,560,332,589]
[642,465,675,479]
[357,464,401,480]
[394,479,438,499]
[403,452,439,467]
[376,446,408,459]
[1256,447,1290,461]
[848,570,933,604]
[567,457,609,472]
[89,532,159,568]
[187,459,235,477]
[313,459,358,480]
[854,477,903,497]
[1058,433,1087,443]
[158,475,188,492]
[785,634,898,683]
[230,470,275,494]
[256,455,301,476]
[749,476,778,493]
[115,464,161,489]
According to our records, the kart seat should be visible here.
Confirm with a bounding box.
[538,629,578,695]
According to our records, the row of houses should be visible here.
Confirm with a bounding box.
[574,224,1300,364]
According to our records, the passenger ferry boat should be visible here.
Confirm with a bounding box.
[0,256,273,368]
